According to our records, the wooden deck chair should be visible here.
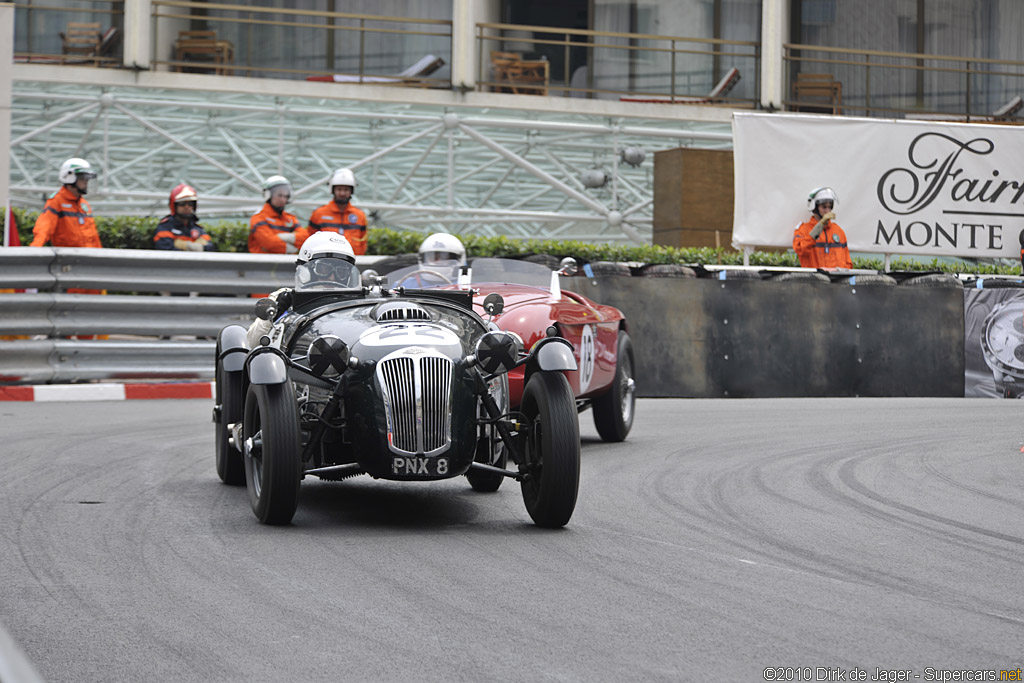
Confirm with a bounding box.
[992,96,1023,121]
[792,73,843,114]
[60,22,102,66]
[306,55,446,84]
[619,67,741,104]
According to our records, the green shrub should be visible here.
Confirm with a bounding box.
[2,208,1020,274]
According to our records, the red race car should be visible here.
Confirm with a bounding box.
[387,257,635,441]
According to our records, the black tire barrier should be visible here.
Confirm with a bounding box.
[711,268,763,280]
[901,273,964,289]
[520,253,562,270]
[972,278,1024,288]
[772,272,831,283]
[371,253,419,275]
[586,261,633,277]
[843,273,897,286]
[641,264,697,278]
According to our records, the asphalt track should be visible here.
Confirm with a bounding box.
[1,398,1022,682]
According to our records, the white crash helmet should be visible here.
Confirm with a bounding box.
[806,187,839,213]
[59,158,97,185]
[418,232,466,266]
[296,232,359,288]
[298,231,356,264]
[327,167,356,190]
[262,174,292,202]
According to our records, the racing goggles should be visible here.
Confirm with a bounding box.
[309,257,354,280]
[422,250,461,265]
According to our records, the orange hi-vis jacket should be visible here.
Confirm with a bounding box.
[308,201,368,255]
[793,216,852,269]
[248,203,311,254]
[30,186,102,248]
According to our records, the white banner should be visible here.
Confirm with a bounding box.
[732,112,1024,259]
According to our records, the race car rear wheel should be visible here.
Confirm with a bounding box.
[520,371,580,528]
[214,364,245,485]
[591,330,636,442]
[243,383,302,525]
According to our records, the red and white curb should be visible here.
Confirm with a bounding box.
[0,382,214,402]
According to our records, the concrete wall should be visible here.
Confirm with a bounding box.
[564,276,965,398]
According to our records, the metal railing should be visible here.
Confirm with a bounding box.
[149,1,452,85]
[0,247,372,384]
[476,21,760,105]
[785,43,1024,121]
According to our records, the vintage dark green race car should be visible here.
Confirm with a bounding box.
[213,256,581,528]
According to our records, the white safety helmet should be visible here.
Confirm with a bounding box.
[59,158,97,185]
[806,187,839,213]
[262,175,292,202]
[295,232,359,288]
[418,232,466,266]
[328,167,356,190]
[298,231,356,264]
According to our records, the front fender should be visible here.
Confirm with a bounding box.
[246,349,289,385]
[526,337,577,375]
[218,324,249,372]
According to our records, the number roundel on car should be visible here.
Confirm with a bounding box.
[578,324,596,392]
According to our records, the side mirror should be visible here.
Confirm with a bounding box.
[254,297,277,321]
[483,292,504,316]
[558,257,578,276]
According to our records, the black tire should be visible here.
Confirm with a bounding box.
[521,254,561,270]
[975,278,1024,288]
[591,331,636,442]
[587,261,632,277]
[773,272,831,283]
[844,273,896,286]
[466,435,508,492]
[519,372,580,528]
[712,268,763,280]
[371,253,419,275]
[243,383,302,525]
[901,273,963,288]
[642,264,696,278]
[214,363,245,485]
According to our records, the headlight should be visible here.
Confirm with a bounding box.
[474,330,522,375]
[306,335,350,378]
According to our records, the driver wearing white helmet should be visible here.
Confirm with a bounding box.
[245,232,359,347]
[308,167,369,255]
[418,232,467,267]
[793,187,852,269]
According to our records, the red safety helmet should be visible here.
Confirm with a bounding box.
[169,184,198,214]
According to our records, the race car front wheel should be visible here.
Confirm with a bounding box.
[591,330,636,442]
[214,363,245,485]
[243,382,302,525]
[520,371,580,528]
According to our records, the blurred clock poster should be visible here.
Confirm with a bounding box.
[965,287,1024,398]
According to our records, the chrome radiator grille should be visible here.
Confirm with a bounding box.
[377,351,453,455]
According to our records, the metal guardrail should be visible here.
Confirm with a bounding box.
[0,246,298,294]
[0,248,382,384]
